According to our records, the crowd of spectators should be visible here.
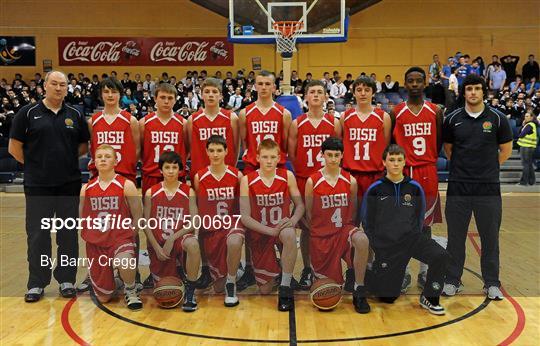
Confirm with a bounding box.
[1,53,539,146]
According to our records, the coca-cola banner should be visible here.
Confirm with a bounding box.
[58,37,233,66]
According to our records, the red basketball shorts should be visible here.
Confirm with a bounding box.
[351,171,383,204]
[200,228,245,280]
[246,231,281,286]
[296,176,308,198]
[405,164,442,226]
[310,227,359,284]
[148,233,196,282]
[86,236,136,298]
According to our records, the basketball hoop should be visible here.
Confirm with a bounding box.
[272,20,304,56]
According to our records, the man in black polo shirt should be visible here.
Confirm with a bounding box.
[9,71,90,302]
[441,74,512,301]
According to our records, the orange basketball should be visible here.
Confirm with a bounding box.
[153,276,184,309]
[310,278,342,310]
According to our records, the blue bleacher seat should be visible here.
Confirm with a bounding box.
[436,157,447,171]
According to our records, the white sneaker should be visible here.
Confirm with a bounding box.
[420,295,445,315]
[224,282,239,307]
[484,286,504,300]
[124,287,143,311]
[442,283,463,296]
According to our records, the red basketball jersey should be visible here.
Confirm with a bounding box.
[393,101,439,166]
[190,109,236,177]
[81,174,133,247]
[342,108,386,173]
[293,113,336,178]
[141,112,186,178]
[309,169,355,237]
[243,102,287,166]
[148,182,191,244]
[196,165,240,230]
[247,168,290,227]
[89,110,137,178]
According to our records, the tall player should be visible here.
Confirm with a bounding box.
[139,83,188,289]
[239,139,304,311]
[140,83,187,197]
[288,80,341,290]
[85,78,140,292]
[340,76,392,291]
[238,70,292,290]
[88,78,139,183]
[80,144,143,310]
[144,151,201,312]
[305,137,370,313]
[193,135,244,307]
[391,67,444,291]
[187,78,239,289]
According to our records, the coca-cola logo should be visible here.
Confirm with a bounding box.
[150,41,209,62]
[62,41,122,62]
[209,41,229,59]
[122,40,140,57]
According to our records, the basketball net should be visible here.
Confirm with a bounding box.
[272,21,304,54]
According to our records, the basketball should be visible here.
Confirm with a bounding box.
[153,276,184,309]
[310,278,342,310]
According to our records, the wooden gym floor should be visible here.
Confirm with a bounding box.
[1,191,539,345]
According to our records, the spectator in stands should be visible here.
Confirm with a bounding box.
[521,54,539,83]
[160,72,170,84]
[510,75,523,93]
[382,74,399,93]
[475,56,486,77]
[302,73,313,93]
[228,87,243,112]
[134,82,144,102]
[456,56,469,85]
[120,88,138,109]
[67,78,81,94]
[184,90,199,113]
[426,74,446,105]
[369,73,382,93]
[517,111,538,185]
[128,103,141,119]
[330,76,347,101]
[469,59,481,76]
[0,104,14,141]
[489,63,506,92]
[291,70,301,88]
[143,73,155,94]
[121,72,134,92]
[178,104,190,119]
[526,77,540,93]
[429,54,442,84]
[501,54,520,84]
[139,90,154,114]
[133,73,142,86]
[242,90,254,110]
[513,98,527,125]
[485,55,499,81]
[322,72,332,93]
[34,73,44,87]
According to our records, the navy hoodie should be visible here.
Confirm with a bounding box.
[360,176,425,250]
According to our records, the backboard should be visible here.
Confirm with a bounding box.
[228,0,348,44]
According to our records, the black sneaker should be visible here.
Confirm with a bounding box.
[224,282,239,307]
[124,287,143,311]
[77,276,91,292]
[236,265,256,291]
[344,268,355,293]
[298,267,313,290]
[420,295,445,315]
[195,266,212,289]
[143,274,154,289]
[278,285,294,311]
[401,272,412,294]
[177,266,188,284]
[59,283,77,298]
[182,281,198,312]
[24,287,44,303]
[353,286,370,314]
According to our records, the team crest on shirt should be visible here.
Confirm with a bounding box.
[65,118,74,128]
[482,121,492,133]
[402,194,413,207]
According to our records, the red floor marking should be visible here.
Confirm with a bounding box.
[61,297,91,346]
[467,233,526,345]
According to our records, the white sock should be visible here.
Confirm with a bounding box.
[281,273,292,287]
[124,282,135,292]
[226,275,236,284]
